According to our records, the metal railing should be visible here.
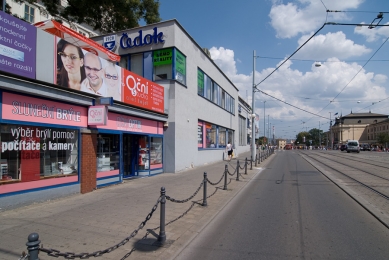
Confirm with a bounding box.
[20,149,274,259]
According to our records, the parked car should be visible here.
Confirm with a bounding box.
[347,140,360,153]
[340,144,347,151]
[361,144,371,151]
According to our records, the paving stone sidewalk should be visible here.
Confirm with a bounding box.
[0,150,274,260]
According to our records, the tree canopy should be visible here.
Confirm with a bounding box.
[19,0,161,33]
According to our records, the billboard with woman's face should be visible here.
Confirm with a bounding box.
[56,38,122,102]
[55,38,164,114]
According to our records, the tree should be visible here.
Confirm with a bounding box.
[308,128,323,146]
[18,0,161,33]
[295,131,310,146]
[376,133,389,148]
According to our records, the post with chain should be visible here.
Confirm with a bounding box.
[203,172,208,206]
[26,233,40,260]
[245,157,248,175]
[158,187,166,243]
[255,154,257,167]
[223,164,228,190]
[236,160,240,181]
[250,155,253,170]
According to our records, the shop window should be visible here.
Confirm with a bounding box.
[205,123,217,148]
[96,134,120,172]
[150,137,162,168]
[138,136,149,170]
[198,122,204,148]
[153,48,172,81]
[218,127,226,148]
[131,53,143,76]
[175,49,186,85]
[24,4,35,23]
[1,124,78,184]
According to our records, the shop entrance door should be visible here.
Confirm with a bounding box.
[123,135,138,177]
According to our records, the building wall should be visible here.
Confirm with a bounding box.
[92,20,244,172]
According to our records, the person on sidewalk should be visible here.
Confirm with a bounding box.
[226,142,233,161]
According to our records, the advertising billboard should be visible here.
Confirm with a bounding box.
[55,38,164,114]
[0,11,37,79]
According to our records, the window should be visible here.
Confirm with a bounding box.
[198,120,233,149]
[175,49,186,85]
[198,69,204,96]
[1,124,78,184]
[96,134,120,172]
[131,53,143,76]
[153,48,172,80]
[196,68,234,114]
[143,51,153,81]
[119,55,129,70]
[24,5,35,23]
[150,137,162,168]
[219,127,226,147]
[204,74,212,100]
[239,116,246,146]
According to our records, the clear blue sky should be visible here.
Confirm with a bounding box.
[158,0,389,139]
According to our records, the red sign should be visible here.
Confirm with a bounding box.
[122,70,164,114]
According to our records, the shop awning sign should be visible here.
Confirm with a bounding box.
[34,19,120,62]
[88,106,108,126]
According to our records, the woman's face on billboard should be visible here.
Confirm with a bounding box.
[60,44,83,75]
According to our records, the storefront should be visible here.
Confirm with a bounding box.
[0,11,168,209]
[0,90,87,207]
[93,111,164,187]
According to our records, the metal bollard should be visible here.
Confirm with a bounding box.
[158,187,166,243]
[223,164,228,190]
[236,160,240,181]
[245,157,248,175]
[255,154,258,167]
[26,233,40,260]
[250,155,253,170]
[203,172,208,206]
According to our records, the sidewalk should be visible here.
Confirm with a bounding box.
[0,150,275,260]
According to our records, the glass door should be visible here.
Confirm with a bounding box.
[123,134,138,177]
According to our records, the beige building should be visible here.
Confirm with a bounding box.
[276,139,287,149]
[329,112,388,147]
[366,118,389,144]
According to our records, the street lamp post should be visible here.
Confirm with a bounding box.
[263,101,266,145]
[251,51,257,160]
[329,112,332,149]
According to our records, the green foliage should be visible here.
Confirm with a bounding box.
[295,128,324,146]
[377,133,389,146]
[18,0,161,33]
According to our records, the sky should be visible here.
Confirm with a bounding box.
[157,0,389,140]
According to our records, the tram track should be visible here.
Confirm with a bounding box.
[320,151,389,170]
[300,151,389,200]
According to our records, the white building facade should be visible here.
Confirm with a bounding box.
[93,20,249,172]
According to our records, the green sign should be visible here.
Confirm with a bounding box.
[153,48,172,66]
[175,51,186,75]
[198,70,204,94]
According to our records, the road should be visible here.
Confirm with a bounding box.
[175,150,389,260]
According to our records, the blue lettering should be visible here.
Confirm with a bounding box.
[119,27,164,49]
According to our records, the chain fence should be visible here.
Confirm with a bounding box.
[21,150,275,260]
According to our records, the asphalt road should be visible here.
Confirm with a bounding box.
[175,150,389,260]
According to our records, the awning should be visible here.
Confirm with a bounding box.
[34,20,120,62]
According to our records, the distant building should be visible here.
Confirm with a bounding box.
[5,0,99,37]
[276,139,286,149]
[328,112,389,147]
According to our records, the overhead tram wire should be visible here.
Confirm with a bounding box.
[331,36,389,103]
[256,19,389,121]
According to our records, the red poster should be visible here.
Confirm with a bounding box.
[20,128,41,182]
[122,69,164,114]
